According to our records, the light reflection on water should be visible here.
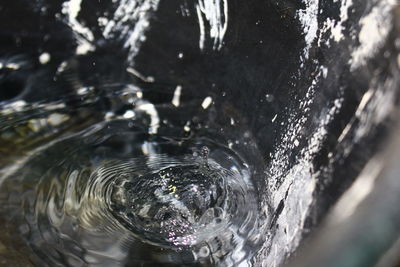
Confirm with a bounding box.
[0,94,263,266]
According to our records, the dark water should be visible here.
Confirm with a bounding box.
[0,82,263,266]
[2,0,396,266]
[0,0,268,264]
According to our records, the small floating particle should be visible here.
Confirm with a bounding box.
[172,85,182,107]
[39,52,51,64]
[201,96,212,109]
[57,61,68,73]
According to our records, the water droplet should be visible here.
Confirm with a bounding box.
[0,120,260,265]
[39,52,51,64]
[265,94,274,102]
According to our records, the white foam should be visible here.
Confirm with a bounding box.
[331,0,353,43]
[350,0,396,70]
[297,0,319,59]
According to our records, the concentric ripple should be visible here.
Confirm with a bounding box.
[0,119,261,266]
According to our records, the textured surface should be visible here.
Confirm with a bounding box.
[0,0,399,266]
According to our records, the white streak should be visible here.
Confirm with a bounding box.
[123,110,135,119]
[196,4,206,50]
[1,100,26,114]
[172,85,183,107]
[196,0,228,51]
[5,63,20,70]
[47,113,70,126]
[297,0,319,59]
[62,0,95,55]
[103,0,161,61]
[127,67,155,83]
[136,102,160,134]
[201,96,213,109]
[331,159,381,223]
[57,61,68,73]
[42,103,66,111]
